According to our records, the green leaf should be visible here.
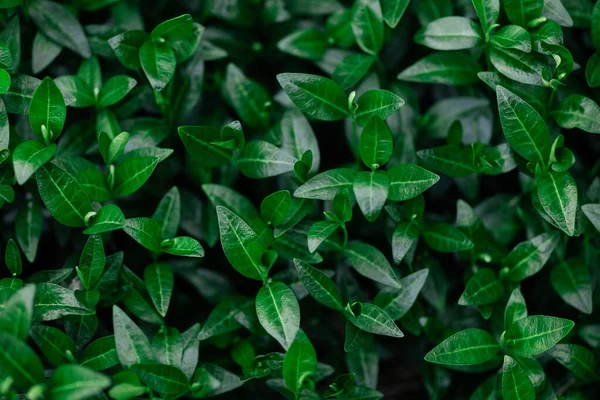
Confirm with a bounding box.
[29,0,91,58]
[424,223,474,253]
[359,117,393,168]
[5,238,22,276]
[178,125,233,168]
[582,203,600,232]
[346,302,404,338]
[277,73,348,121]
[490,25,532,52]
[505,288,528,330]
[76,234,105,290]
[280,109,320,173]
[238,140,297,178]
[502,315,574,357]
[391,221,419,264]
[458,268,504,306]
[415,17,483,50]
[472,0,500,33]
[551,94,600,134]
[54,76,95,108]
[109,30,148,70]
[13,141,57,185]
[81,336,119,371]
[351,0,384,55]
[122,217,163,252]
[496,86,551,166]
[489,46,549,86]
[84,204,126,234]
[397,52,481,85]
[2,74,41,114]
[0,285,35,339]
[192,363,242,398]
[586,54,600,87]
[551,260,592,314]
[132,364,189,397]
[114,156,159,196]
[294,168,357,200]
[355,90,404,128]
[353,170,389,222]
[536,170,578,236]
[261,190,291,227]
[113,305,153,367]
[307,220,340,253]
[152,186,181,239]
[277,28,328,60]
[543,0,574,27]
[29,77,66,142]
[0,332,44,391]
[380,0,410,28]
[98,75,137,107]
[47,364,110,400]
[373,269,429,320]
[283,330,317,394]
[345,241,401,288]
[0,68,10,94]
[387,164,439,201]
[32,32,62,74]
[504,0,544,27]
[30,324,76,366]
[36,163,93,227]
[139,40,176,92]
[225,63,271,128]
[332,54,375,89]
[294,258,343,311]
[34,283,94,321]
[424,329,499,365]
[162,236,205,258]
[217,206,268,281]
[198,296,251,340]
[549,344,598,381]
[503,232,560,281]
[502,356,535,400]
[144,263,174,317]
[256,281,300,350]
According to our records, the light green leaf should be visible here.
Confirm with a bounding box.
[122,217,163,252]
[415,16,483,50]
[397,52,481,85]
[387,164,439,201]
[536,170,578,236]
[380,0,410,28]
[76,234,105,290]
[423,223,474,253]
[0,333,44,391]
[551,94,600,134]
[29,77,66,142]
[502,315,574,357]
[283,330,317,394]
[472,0,500,33]
[502,356,535,400]
[490,25,532,52]
[144,263,174,317]
[238,140,297,178]
[84,204,126,234]
[13,141,57,185]
[373,269,429,320]
[261,190,291,227]
[307,220,340,253]
[294,168,357,200]
[113,156,159,196]
[353,170,389,222]
[551,260,592,314]
[351,0,384,55]
[354,90,404,127]
[503,232,560,282]
[113,305,153,367]
[458,268,504,306]
[346,302,403,338]
[0,285,35,339]
[162,236,205,258]
[139,41,176,92]
[294,258,343,310]
[277,28,328,60]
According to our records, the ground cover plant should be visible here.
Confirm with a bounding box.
[0,0,599,398]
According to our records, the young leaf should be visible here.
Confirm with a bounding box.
[29,77,66,142]
[5,238,22,276]
[113,156,159,196]
[307,220,340,253]
[256,281,300,350]
[373,269,429,320]
[97,75,137,107]
[505,288,528,330]
[122,217,163,252]
[140,41,176,92]
[387,164,440,201]
[359,117,393,168]
[161,237,205,258]
[502,232,560,282]
[84,204,126,234]
[424,329,499,365]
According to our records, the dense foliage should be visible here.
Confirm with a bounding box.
[0,0,600,398]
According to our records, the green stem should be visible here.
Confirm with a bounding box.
[342,225,348,249]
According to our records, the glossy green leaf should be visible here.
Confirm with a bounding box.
[504,0,544,27]
[113,305,153,367]
[490,25,532,52]
[0,333,44,391]
[551,94,600,134]
[277,73,348,121]
[307,220,340,253]
[425,329,499,365]
[256,281,300,350]
[238,140,297,178]
[98,75,137,107]
[13,141,57,185]
[380,0,410,28]
[353,170,389,222]
[387,164,439,201]
[415,17,483,50]
[122,217,163,252]
[29,77,66,142]
[0,285,35,339]
[114,156,159,196]
[332,53,375,89]
[283,330,317,394]
[144,263,174,317]
[132,363,189,396]
[503,232,560,282]
[424,223,474,253]
[225,63,271,128]
[505,288,528,330]
[502,355,535,400]
[139,41,176,92]
[458,268,504,306]
[81,336,119,371]
[198,296,251,340]
[34,283,94,321]
[294,258,343,310]
[354,90,404,127]
[294,168,357,200]
[76,234,104,290]
[162,236,205,258]
[549,344,598,381]
[84,204,126,234]
[397,52,481,85]
[551,260,593,314]
[277,28,328,60]
[31,324,76,366]
[345,241,401,288]
[502,315,574,357]
[346,302,404,338]
[536,170,578,236]
[261,190,291,227]
[373,269,428,320]
[351,0,384,55]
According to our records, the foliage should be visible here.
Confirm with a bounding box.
[0,0,599,399]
